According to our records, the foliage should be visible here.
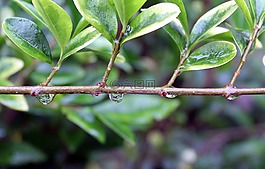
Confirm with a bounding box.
[0,0,265,168]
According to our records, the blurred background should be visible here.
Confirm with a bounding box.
[1,0,265,168]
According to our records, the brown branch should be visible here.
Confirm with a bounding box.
[164,46,189,88]
[1,85,265,96]
[228,24,261,86]
[101,33,124,86]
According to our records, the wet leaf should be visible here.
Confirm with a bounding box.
[226,23,249,54]
[72,17,90,37]
[165,0,189,35]
[73,0,118,43]
[62,107,106,143]
[2,17,52,64]
[32,0,72,51]
[163,18,187,51]
[183,41,237,71]
[62,27,101,61]
[13,0,46,26]
[190,0,237,46]
[122,2,180,43]
[234,0,254,28]
[113,0,147,28]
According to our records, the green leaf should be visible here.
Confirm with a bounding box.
[113,0,147,28]
[72,17,90,37]
[32,0,72,51]
[62,107,106,143]
[62,27,101,61]
[165,0,189,35]
[183,41,237,71]
[73,0,118,43]
[0,80,29,112]
[0,57,24,79]
[234,0,254,28]
[95,112,135,145]
[190,0,237,46]
[122,2,180,43]
[226,23,249,54]
[13,0,46,26]
[163,18,187,51]
[93,95,179,143]
[0,141,46,165]
[2,17,52,64]
[200,27,234,42]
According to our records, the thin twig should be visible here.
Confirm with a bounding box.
[40,66,60,86]
[101,33,124,86]
[1,85,265,96]
[229,24,261,86]
[164,47,189,87]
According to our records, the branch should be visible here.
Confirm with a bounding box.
[1,85,265,97]
[164,45,189,87]
[101,33,124,87]
[228,24,261,86]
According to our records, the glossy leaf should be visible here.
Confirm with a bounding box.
[163,18,187,51]
[0,80,28,111]
[0,57,24,79]
[234,0,254,28]
[122,3,180,43]
[32,0,72,51]
[190,1,237,45]
[0,142,46,165]
[73,0,118,43]
[72,17,90,37]
[13,0,46,26]
[62,107,106,143]
[226,23,249,54]
[200,27,233,42]
[183,41,237,71]
[2,17,52,64]
[94,95,179,143]
[165,0,189,35]
[62,27,101,61]
[113,0,147,28]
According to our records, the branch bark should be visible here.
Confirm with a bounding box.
[1,85,265,97]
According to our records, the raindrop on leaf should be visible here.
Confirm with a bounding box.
[109,93,124,103]
[36,94,55,105]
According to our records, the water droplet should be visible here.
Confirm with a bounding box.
[109,93,124,103]
[164,87,177,99]
[226,94,239,101]
[165,93,177,99]
[36,94,55,105]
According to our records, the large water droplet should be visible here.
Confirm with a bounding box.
[226,94,239,101]
[36,94,55,105]
[109,93,124,103]
[164,87,177,99]
[165,93,177,99]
